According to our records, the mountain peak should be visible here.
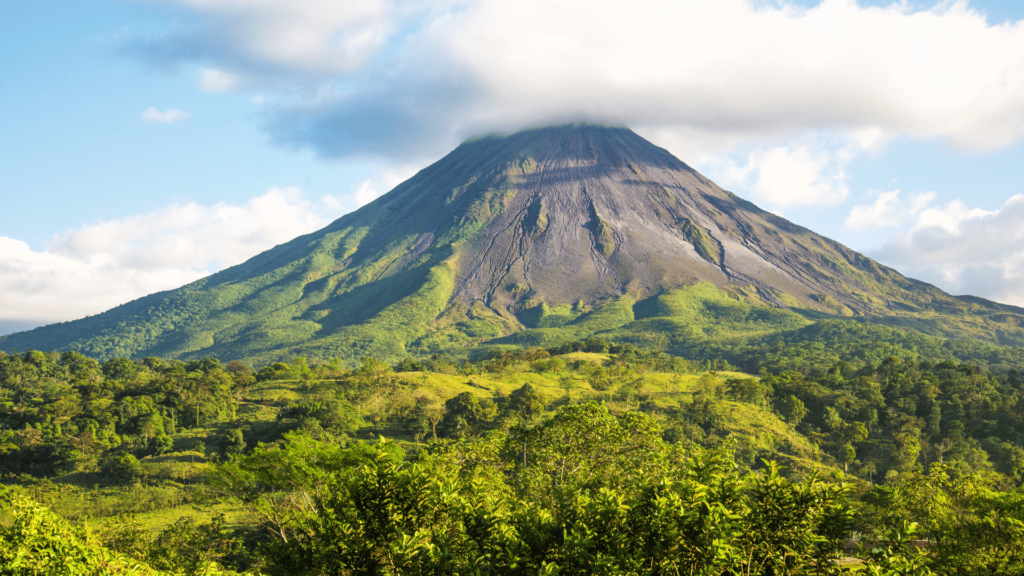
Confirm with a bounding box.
[4,125,1022,363]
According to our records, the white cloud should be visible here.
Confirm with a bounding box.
[913,199,994,234]
[747,144,850,206]
[702,137,855,207]
[0,188,358,330]
[131,0,406,78]
[872,194,1024,305]
[348,165,419,207]
[845,189,936,230]
[127,0,1024,161]
[352,180,382,207]
[0,235,205,327]
[198,68,242,92]
[141,106,191,123]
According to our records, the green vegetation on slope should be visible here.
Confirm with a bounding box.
[0,149,542,365]
[678,217,722,265]
[491,283,1024,377]
[6,125,1024,366]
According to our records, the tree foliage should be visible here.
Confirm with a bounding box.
[0,484,241,575]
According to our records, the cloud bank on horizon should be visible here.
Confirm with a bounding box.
[873,194,1024,305]
[6,0,1024,334]
[0,188,369,334]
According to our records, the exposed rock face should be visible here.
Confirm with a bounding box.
[436,124,939,319]
[4,124,1021,362]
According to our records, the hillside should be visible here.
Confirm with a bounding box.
[5,123,1024,364]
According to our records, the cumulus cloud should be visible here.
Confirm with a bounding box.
[705,139,856,207]
[0,188,357,333]
[330,165,420,209]
[350,179,384,207]
[198,68,242,92]
[141,106,191,123]
[872,195,1024,305]
[123,0,1024,165]
[845,189,936,230]
[126,0,412,80]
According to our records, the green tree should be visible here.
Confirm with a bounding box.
[279,395,361,437]
[221,428,246,458]
[0,485,170,575]
[725,377,772,406]
[102,357,138,382]
[209,432,402,544]
[777,395,807,426]
[152,434,174,456]
[502,403,669,503]
[894,427,922,472]
[438,392,489,438]
[411,390,446,440]
[502,383,545,423]
[225,360,254,389]
[255,409,858,576]
[191,440,206,464]
[860,465,1024,575]
[100,452,141,484]
[137,412,165,447]
[146,514,246,575]
[842,442,857,473]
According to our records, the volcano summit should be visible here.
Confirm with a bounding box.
[5,124,1024,363]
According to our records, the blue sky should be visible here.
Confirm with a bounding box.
[1,1,382,245]
[3,0,1024,334]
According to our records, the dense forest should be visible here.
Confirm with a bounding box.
[4,327,1024,574]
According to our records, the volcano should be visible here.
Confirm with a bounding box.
[5,124,1024,363]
